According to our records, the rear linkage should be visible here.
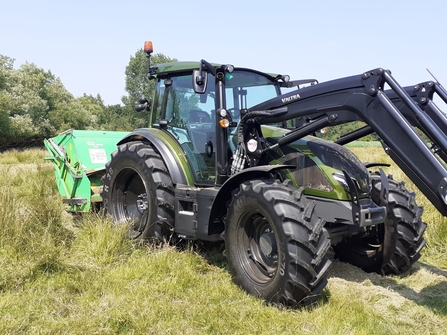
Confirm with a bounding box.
[234,68,447,216]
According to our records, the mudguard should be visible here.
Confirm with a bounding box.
[208,165,295,227]
[117,128,194,186]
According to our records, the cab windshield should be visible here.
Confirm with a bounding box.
[152,69,280,185]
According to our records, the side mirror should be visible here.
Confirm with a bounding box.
[135,97,151,112]
[193,69,208,94]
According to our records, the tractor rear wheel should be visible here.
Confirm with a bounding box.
[101,141,175,242]
[224,179,331,307]
[333,173,426,275]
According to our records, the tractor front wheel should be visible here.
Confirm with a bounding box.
[224,179,331,307]
[333,173,426,275]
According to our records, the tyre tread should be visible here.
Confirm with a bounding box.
[225,179,331,307]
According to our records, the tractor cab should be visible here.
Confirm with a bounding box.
[150,62,286,185]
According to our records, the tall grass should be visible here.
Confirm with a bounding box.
[0,148,446,334]
[0,161,70,291]
[0,148,46,164]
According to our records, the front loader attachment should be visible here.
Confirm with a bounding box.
[248,68,447,216]
[44,129,128,212]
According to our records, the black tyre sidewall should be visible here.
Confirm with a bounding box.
[225,180,329,306]
[333,172,426,275]
[102,142,165,240]
[226,191,291,301]
[371,173,426,274]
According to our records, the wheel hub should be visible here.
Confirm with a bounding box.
[259,232,277,257]
[136,193,148,213]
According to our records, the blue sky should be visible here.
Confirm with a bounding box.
[1,0,446,106]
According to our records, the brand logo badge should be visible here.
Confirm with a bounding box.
[281,93,300,104]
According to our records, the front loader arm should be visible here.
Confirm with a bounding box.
[248,68,447,216]
[386,81,447,162]
[335,81,447,160]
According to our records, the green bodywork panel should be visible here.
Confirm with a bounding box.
[45,128,198,212]
[154,62,206,76]
[124,125,351,201]
[261,125,351,201]
[44,129,129,212]
[127,127,196,186]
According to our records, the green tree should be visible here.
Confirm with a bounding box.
[76,93,105,127]
[0,56,107,146]
[123,50,177,106]
[121,49,177,128]
[318,121,379,142]
[47,97,102,133]
[1,48,179,147]
[99,104,134,131]
[0,55,15,137]
[2,61,74,138]
[0,55,14,89]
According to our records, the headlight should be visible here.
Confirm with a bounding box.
[332,172,367,194]
[332,173,350,192]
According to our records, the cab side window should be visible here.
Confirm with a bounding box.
[154,74,216,185]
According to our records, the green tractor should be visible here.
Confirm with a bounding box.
[46,41,447,307]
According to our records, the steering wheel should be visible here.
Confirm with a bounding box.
[227,108,240,121]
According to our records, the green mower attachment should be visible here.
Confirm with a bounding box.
[44,129,128,212]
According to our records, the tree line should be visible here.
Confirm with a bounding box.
[0,50,175,149]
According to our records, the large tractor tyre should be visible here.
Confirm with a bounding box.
[224,179,331,307]
[101,141,175,242]
[333,172,426,275]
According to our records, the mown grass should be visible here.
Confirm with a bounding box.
[0,147,446,334]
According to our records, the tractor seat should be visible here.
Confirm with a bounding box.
[189,110,211,123]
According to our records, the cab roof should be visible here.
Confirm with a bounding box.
[151,61,280,80]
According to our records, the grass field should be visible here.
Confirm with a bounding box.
[0,147,446,334]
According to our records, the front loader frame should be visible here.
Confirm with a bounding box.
[248,68,447,216]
